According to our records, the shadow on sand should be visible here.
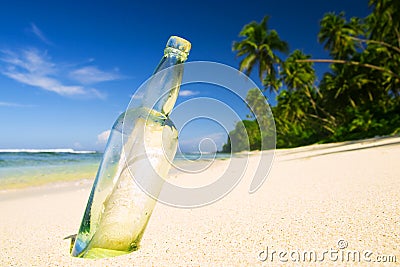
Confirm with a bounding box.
[280,136,400,161]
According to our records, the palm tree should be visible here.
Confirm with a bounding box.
[281,50,315,92]
[232,16,289,93]
[298,11,400,81]
[281,50,318,112]
[318,12,364,59]
[319,8,400,56]
[367,0,400,95]
[368,0,400,46]
[230,1,400,148]
[280,50,337,134]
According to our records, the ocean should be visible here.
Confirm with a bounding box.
[0,149,231,190]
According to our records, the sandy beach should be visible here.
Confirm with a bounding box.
[0,136,399,266]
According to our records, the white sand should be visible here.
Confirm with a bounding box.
[0,136,399,266]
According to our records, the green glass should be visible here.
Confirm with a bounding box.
[71,36,191,258]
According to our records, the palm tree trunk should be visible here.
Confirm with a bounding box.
[295,59,400,80]
[349,36,400,54]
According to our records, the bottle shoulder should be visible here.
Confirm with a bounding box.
[112,107,175,133]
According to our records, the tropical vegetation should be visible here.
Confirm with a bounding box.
[222,0,400,151]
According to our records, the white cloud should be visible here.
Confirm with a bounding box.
[97,130,111,145]
[1,49,54,75]
[69,66,122,84]
[179,90,200,97]
[87,88,107,99]
[0,101,35,107]
[0,48,112,98]
[30,23,52,45]
[4,71,86,95]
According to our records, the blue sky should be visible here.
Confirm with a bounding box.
[0,0,370,151]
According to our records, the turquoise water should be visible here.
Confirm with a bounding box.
[0,150,231,189]
[0,150,102,189]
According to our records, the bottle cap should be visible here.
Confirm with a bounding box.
[166,36,191,55]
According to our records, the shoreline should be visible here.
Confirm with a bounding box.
[1,135,399,199]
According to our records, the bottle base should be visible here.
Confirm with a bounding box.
[80,246,139,259]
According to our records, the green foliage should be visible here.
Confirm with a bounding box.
[221,89,276,152]
[318,12,365,59]
[245,88,276,150]
[221,120,261,152]
[225,0,400,150]
[232,15,289,93]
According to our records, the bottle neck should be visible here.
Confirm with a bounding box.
[142,48,187,117]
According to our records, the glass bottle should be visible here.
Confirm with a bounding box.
[71,36,191,258]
